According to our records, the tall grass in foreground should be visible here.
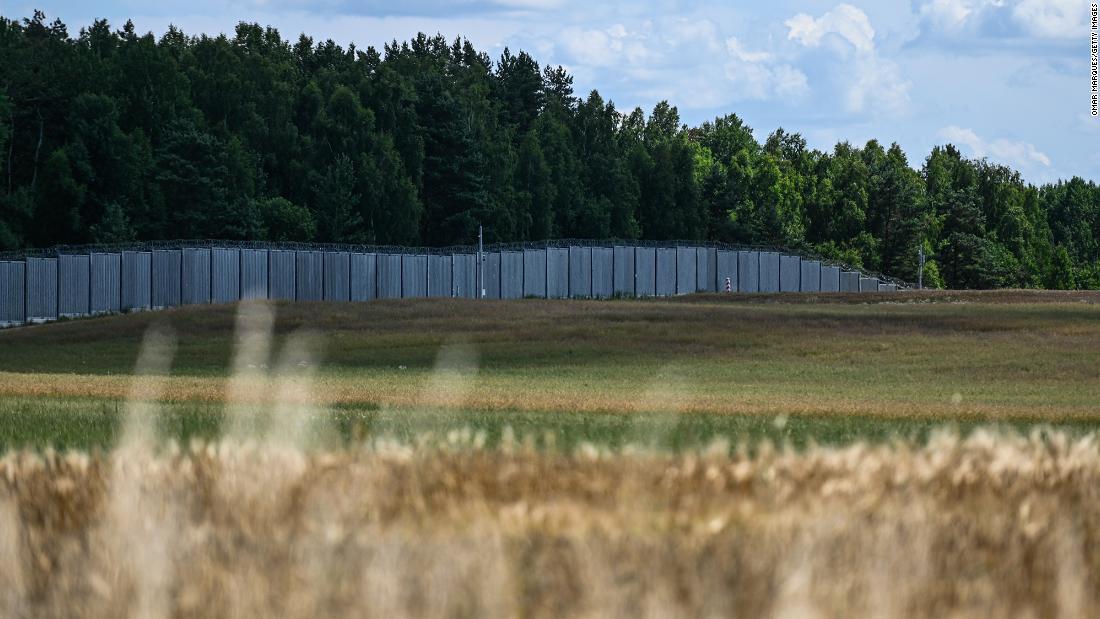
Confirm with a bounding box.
[3,302,1098,618]
[0,431,1098,617]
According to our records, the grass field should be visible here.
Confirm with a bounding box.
[0,290,1098,450]
[2,291,1099,617]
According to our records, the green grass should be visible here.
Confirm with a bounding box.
[1,291,1099,452]
[1,396,1096,454]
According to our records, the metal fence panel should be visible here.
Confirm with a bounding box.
[210,249,241,304]
[181,249,211,305]
[879,283,898,292]
[58,254,90,317]
[568,246,592,298]
[482,252,501,299]
[546,248,569,299]
[451,254,476,299]
[499,251,523,299]
[634,248,656,297]
[675,247,696,295]
[759,252,780,293]
[268,250,296,301]
[655,248,676,296]
[859,277,879,292]
[716,250,737,292]
[592,247,613,299]
[779,255,801,292]
[695,247,717,292]
[323,252,351,301]
[90,253,121,313]
[737,251,759,292]
[821,266,841,292]
[523,249,546,298]
[240,249,269,301]
[402,255,427,298]
[26,257,59,321]
[428,254,453,298]
[840,271,860,292]
[296,251,323,301]
[0,262,26,325]
[800,260,821,292]
[350,253,377,301]
[121,251,152,311]
[613,246,635,296]
[151,250,182,308]
[377,254,402,299]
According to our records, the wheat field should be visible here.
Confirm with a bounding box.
[1,293,1099,617]
[2,430,1098,618]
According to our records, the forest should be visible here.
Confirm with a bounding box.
[1,11,1098,288]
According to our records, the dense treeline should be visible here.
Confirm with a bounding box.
[1,12,1099,288]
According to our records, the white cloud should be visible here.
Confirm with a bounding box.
[785,3,876,52]
[785,4,909,114]
[724,36,808,100]
[917,0,1000,30]
[1011,0,1082,38]
[914,0,1083,39]
[938,125,1052,168]
[559,23,651,67]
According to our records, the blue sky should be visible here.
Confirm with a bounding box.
[2,0,1093,184]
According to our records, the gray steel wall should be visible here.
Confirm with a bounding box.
[759,252,781,293]
[500,251,523,299]
[181,249,211,305]
[800,260,821,292]
[655,248,676,296]
[377,254,402,299]
[821,266,841,292]
[737,251,759,292]
[241,249,269,301]
[546,248,569,299]
[452,254,476,299]
[592,247,613,299]
[121,251,152,311]
[716,250,737,292]
[25,257,59,321]
[676,247,696,295]
[91,253,121,313]
[840,271,860,292]
[152,250,182,308]
[696,247,717,292]
[569,246,592,298]
[428,254,453,298]
[522,250,546,298]
[779,255,801,292]
[59,254,90,317]
[0,262,26,324]
[323,252,351,301]
[350,253,377,301]
[482,252,500,299]
[613,246,635,297]
[860,277,880,292]
[211,249,241,304]
[635,247,657,297]
[268,250,296,301]
[295,251,323,301]
[402,254,427,298]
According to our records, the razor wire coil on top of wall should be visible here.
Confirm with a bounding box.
[0,240,904,327]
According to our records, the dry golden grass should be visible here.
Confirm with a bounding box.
[2,292,1100,421]
[1,431,1098,618]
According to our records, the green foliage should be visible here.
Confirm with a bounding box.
[0,12,1097,289]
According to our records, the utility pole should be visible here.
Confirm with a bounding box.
[918,245,925,290]
[478,225,484,299]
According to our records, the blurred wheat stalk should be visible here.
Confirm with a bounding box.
[0,430,1097,619]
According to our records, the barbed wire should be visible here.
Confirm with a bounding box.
[0,237,913,288]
